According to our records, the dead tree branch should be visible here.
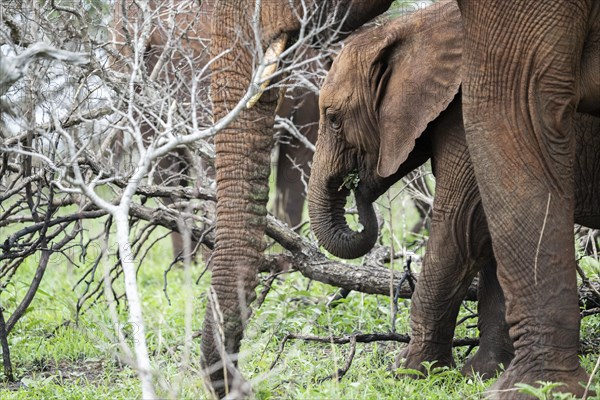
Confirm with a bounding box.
[270,332,479,375]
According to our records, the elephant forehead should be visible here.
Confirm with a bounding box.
[320,79,356,109]
[321,55,368,103]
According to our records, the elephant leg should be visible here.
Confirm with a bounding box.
[401,101,491,373]
[462,260,514,379]
[459,1,591,397]
[274,140,307,227]
[273,91,318,228]
[155,146,200,259]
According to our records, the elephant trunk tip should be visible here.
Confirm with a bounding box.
[309,182,379,259]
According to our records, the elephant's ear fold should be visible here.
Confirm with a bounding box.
[375,0,463,178]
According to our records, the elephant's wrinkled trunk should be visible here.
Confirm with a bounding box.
[201,3,282,397]
[309,177,378,259]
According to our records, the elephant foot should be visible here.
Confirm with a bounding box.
[486,363,590,399]
[394,341,454,377]
[204,363,253,399]
[461,346,514,379]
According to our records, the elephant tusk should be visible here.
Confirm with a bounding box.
[246,34,288,109]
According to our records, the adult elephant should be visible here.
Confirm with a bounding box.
[307,0,600,382]
[272,79,320,229]
[203,0,394,396]
[111,0,319,259]
[458,0,599,397]
[111,0,213,257]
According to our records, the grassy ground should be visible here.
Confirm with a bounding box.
[1,184,599,399]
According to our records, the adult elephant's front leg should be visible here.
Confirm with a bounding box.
[459,1,591,397]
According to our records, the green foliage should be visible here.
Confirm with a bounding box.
[514,381,570,400]
[340,170,360,191]
[1,217,600,398]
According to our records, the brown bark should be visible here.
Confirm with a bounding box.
[130,200,600,309]
[264,215,477,299]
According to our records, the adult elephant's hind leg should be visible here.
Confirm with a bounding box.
[462,260,514,379]
[459,0,591,397]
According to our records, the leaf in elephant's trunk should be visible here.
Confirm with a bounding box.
[339,170,360,191]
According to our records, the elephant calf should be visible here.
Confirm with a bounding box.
[308,0,600,381]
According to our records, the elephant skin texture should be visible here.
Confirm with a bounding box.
[204,0,394,396]
[308,0,600,396]
[458,0,599,397]
[111,0,320,260]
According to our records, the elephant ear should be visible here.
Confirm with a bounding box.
[372,0,463,178]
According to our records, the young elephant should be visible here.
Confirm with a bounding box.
[308,0,600,379]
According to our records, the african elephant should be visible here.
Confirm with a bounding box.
[110,0,213,257]
[204,0,395,395]
[272,77,320,229]
[307,0,600,385]
[457,0,599,397]
[111,0,319,259]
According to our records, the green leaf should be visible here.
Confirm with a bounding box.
[393,367,425,378]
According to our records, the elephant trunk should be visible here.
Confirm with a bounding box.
[201,3,281,397]
[308,174,378,259]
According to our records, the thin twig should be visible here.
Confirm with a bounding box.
[392,257,415,332]
[583,355,600,400]
[255,271,282,309]
[317,335,357,383]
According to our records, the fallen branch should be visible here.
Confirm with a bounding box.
[270,332,479,374]
[265,216,475,300]
[276,332,478,347]
[581,307,600,318]
[264,215,600,310]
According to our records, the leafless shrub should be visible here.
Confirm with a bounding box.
[0,0,344,396]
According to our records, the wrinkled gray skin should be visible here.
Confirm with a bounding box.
[113,0,318,259]
[458,0,600,397]
[205,0,394,396]
[308,0,600,382]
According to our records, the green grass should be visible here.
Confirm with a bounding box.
[1,182,599,399]
[1,241,599,399]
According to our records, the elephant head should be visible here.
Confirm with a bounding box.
[308,0,463,259]
[203,0,394,396]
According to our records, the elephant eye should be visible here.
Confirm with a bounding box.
[327,112,342,130]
